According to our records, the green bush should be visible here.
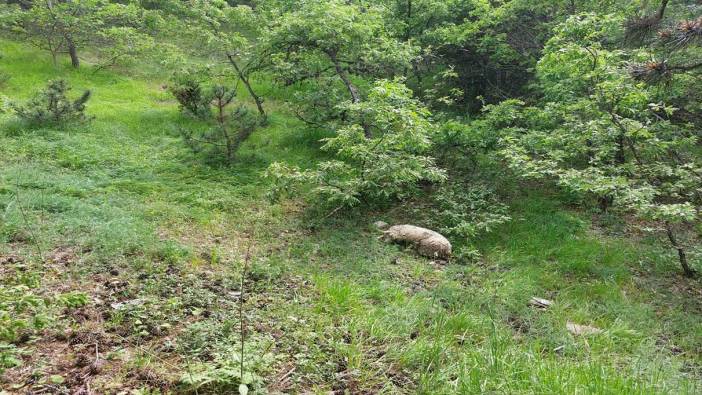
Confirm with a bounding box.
[267,79,446,210]
[0,285,50,344]
[56,291,89,309]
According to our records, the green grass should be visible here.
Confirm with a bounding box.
[1,40,701,394]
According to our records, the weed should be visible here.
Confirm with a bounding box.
[56,291,89,309]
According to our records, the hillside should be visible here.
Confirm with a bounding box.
[1,37,701,394]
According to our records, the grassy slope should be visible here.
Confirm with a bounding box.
[1,40,701,394]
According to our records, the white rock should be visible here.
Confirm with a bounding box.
[566,322,602,336]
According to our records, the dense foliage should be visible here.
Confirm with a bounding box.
[2,0,159,69]
[498,13,702,276]
[268,80,445,209]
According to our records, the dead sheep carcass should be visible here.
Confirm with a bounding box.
[381,224,452,259]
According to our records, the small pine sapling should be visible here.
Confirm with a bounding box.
[171,75,262,163]
[11,79,91,127]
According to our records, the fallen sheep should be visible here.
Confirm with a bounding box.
[380,224,452,259]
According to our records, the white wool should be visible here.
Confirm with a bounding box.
[382,224,452,259]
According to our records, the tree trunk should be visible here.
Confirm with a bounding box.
[65,35,80,68]
[665,221,695,277]
[655,0,670,21]
[412,61,424,98]
[615,134,626,164]
[227,54,266,121]
[598,195,613,213]
[403,0,413,41]
[328,51,361,104]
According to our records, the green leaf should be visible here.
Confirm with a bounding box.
[49,374,65,384]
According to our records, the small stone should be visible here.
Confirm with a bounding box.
[229,291,242,299]
[110,299,143,310]
[567,322,602,336]
[529,297,553,308]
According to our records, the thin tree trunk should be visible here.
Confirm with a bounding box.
[227,54,266,121]
[655,0,669,21]
[65,35,80,68]
[664,221,695,277]
[216,96,234,162]
[615,133,626,164]
[328,51,361,104]
[403,0,412,41]
[412,61,424,98]
[326,50,371,138]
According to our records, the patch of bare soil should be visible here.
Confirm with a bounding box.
[1,260,178,393]
[3,319,125,394]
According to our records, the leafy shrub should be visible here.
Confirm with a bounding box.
[267,79,446,210]
[0,285,50,344]
[179,346,275,394]
[178,320,277,394]
[404,182,510,262]
[11,79,91,127]
[430,183,510,241]
[0,343,22,374]
[0,281,51,374]
[107,297,175,338]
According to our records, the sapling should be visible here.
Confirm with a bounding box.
[170,75,261,163]
[12,79,90,127]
